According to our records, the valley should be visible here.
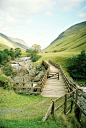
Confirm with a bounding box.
[0,21,86,127]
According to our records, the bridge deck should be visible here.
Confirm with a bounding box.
[41,63,65,97]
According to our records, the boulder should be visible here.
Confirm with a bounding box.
[34,70,44,82]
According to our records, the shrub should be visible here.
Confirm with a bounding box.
[53,50,58,53]
[3,64,13,76]
[8,55,11,61]
[58,49,62,52]
[1,60,7,66]
[31,55,41,62]
[4,82,11,90]
[66,50,86,80]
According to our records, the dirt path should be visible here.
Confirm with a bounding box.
[41,63,65,97]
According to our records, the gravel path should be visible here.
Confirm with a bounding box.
[0,99,52,118]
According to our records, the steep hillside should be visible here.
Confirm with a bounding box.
[9,37,28,48]
[0,33,29,51]
[44,21,86,52]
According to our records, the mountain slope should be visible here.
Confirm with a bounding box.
[9,37,28,47]
[44,21,86,52]
[0,33,29,51]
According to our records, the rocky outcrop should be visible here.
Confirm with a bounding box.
[34,71,44,82]
[10,63,46,84]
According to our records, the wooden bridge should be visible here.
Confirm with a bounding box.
[41,62,65,97]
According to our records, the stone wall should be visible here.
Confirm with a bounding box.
[77,87,86,114]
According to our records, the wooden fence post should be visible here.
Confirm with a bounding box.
[64,94,67,114]
[51,101,55,118]
[71,92,74,112]
[76,89,78,103]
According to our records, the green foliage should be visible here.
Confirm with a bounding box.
[31,55,41,62]
[66,50,86,80]
[0,72,10,84]
[9,48,15,60]
[0,51,8,63]
[0,48,21,64]
[4,83,11,90]
[27,50,41,62]
[0,70,10,89]
[15,48,21,57]
[53,50,58,53]
[3,64,13,76]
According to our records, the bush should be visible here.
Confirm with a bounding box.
[3,64,13,76]
[8,55,11,61]
[66,50,86,80]
[53,50,58,53]
[58,49,62,52]
[31,55,41,62]
[27,50,41,62]
[1,60,7,66]
[4,82,11,90]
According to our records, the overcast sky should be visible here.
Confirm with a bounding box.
[0,0,86,49]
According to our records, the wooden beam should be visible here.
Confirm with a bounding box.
[54,95,65,103]
[12,86,41,89]
[64,94,67,114]
[42,102,53,122]
[55,102,64,111]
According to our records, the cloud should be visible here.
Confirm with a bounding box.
[26,19,32,25]
[0,0,56,31]
[56,0,86,11]
[0,0,56,16]
[45,11,53,17]
[77,5,86,19]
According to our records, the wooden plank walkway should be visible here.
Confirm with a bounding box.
[41,63,65,97]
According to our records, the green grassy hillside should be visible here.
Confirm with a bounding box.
[0,33,29,51]
[44,21,86,52]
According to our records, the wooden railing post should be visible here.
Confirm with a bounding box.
[64,94,67,114]
[51,101,55,118]
[76,89,78,103]
[71,91,74,112]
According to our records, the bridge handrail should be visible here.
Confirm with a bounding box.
[41,60,50,91]
[42,89,77,122]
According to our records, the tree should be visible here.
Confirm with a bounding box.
[1,52,8,61]
[3,64,13,76]
[8,55,11,61]
[4,49,9,55]
[15,48,21,57]
[0,53,2,63]
[26,50,41,62]
[9,48,15,60]
[66,50,86,80]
